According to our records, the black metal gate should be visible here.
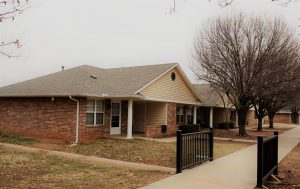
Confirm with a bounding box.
[176,128,213,173]
[257,131,279,187]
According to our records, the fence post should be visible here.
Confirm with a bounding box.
[209,128,214,161]
[257,136,264,188]
[176,130,182,174]
[274,131,279,175]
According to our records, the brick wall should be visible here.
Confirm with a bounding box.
[167,102,177,136]
[264,113,291,124]
[0,97,112,144]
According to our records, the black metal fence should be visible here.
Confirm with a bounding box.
[176,128,213,173]
[257,131,279,187]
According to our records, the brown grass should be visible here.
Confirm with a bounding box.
[1,133,252,168]
[214,123,297,140]
[0,148,169,189]
[264,143,300,189]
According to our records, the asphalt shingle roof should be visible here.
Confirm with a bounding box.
[193,84,224,106]
[0,63,177,97]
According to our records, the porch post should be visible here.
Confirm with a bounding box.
[209,107,213,128]
[127,99,133,139]
[193,106,197,124]
[235,110,238,128]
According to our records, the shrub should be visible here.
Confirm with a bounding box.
[218,122,235,129]
[178,124,200,134]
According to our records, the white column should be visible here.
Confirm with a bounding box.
[193,106,197,124]
[235,110,238,128]
[209,107,213,128]
[127,99,133,139]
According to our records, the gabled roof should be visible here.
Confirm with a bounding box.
[193,84,226,107]
[0,63,187,98]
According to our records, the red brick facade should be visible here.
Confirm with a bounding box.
[167,102,177,135]
[0,97,113,144]
[264,113,291,124]
[0,97,187,143]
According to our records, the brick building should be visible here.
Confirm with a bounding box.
[0,63,202,143]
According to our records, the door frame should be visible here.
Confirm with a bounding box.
[110,100,121,135]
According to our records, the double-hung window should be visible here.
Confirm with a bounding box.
[187,107,194,124]
[176,105,184,124]
[86,99,104,125]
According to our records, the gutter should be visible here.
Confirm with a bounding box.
[69,96,80,144]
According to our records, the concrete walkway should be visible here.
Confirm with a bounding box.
[0,143,175,174]
[141,127,300,189]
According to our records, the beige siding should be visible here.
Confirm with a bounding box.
[139,68,198,104]
[145,102,166,126]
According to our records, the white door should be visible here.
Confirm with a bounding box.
[110,101,121,135]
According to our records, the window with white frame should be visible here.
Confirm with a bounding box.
[176,105,184,123]
[86,99,104,125]
[187,107,194,124]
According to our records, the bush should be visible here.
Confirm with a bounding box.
[178,124,200,134]
[218,122,235,129]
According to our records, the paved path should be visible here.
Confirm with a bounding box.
[0,143,175,174]
[141,127,300,189]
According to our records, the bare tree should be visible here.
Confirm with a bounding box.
[0,0,29,57]
[192,14,300,136]
[250,18,300,131]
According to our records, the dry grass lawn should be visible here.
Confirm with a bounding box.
[0,148,169,189]
[214,123,297,140]
[264,143,300,189]
[0,133,252,168]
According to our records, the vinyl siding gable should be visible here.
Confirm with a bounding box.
[139,68,198,104]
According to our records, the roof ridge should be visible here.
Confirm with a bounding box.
[104,63,178,70]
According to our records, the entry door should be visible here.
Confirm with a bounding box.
[133,103,146,133]
[110,102,121,135]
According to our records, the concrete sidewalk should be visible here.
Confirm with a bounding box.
[141,127,300,189]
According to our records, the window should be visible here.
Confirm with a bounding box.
[176,105,184,123]
[86,99,104,125]
[187,107,194,124]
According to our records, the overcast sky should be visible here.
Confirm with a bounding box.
[0,0,299,87]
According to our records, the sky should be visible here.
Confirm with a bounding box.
[0,0,299,87]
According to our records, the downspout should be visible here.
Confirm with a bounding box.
[69,96,79,144]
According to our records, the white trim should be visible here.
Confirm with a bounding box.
[193,106,197,124]
[277,110,292,114]
[141,96,200,105]
[110,100,121,135]
[209,107,213,128]
[86,99,105,126]
[134,64,178,94]
[127,99,133,139]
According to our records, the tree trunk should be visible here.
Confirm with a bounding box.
[238,108,248,136]
[268,114,274,129]
[257,117,263,131]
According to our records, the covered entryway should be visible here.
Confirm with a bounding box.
[133,102,146,133]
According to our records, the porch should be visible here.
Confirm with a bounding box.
[197,106,237,128]
[109,99,198,138]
